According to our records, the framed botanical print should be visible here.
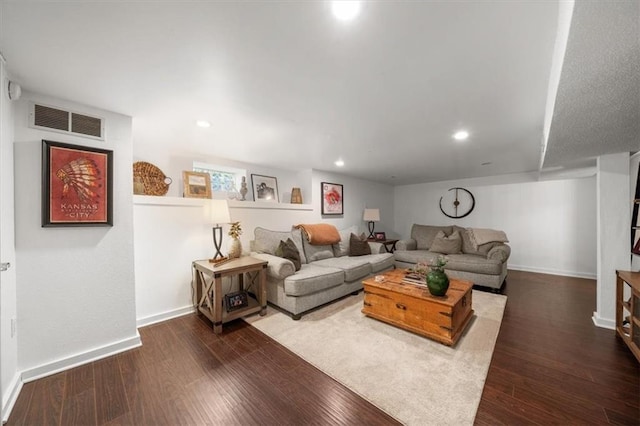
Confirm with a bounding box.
[321,182,343,215]
[42,140,113,227]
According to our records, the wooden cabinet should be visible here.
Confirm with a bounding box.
[616,270,640,363]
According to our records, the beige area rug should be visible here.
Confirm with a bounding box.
[245,290,507,425]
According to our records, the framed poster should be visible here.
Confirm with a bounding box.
[321,182,343,215]
[251,174,279,202]
[182,171,212,198]
[42,140,113,227]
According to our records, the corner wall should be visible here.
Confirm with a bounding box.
[13,92,139,379]
[393,173,597,278]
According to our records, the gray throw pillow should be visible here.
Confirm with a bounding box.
[349,233,371,256]
[429,230,462,254]
[275,238,302,271]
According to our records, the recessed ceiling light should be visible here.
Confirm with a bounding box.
[331,1,361,21]
[335,159,345,167]
[196,120,211,128]
[453,130,469,141]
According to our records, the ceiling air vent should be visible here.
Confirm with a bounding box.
[30,103,105,140]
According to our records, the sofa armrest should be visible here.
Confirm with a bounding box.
[250,252,295,280]
[487,244,511,263]
[367,242,386,254]
[396,239,417,251]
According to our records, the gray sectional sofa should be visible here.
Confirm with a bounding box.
[394,224,510,292]
[251,225,394,319]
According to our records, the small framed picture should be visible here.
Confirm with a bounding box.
[251,174,279,202]
[321,182,343,215]
[224,291,248,312]
[375,232,386,241]
[182,171,211,198]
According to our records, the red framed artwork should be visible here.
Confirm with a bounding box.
[42,140,113,227]
[321,182,343,215]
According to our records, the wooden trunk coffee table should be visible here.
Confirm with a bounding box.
[362,269,474,346]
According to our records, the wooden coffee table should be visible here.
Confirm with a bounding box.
[362,269,474,346]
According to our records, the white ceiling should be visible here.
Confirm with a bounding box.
[1,1,638,185]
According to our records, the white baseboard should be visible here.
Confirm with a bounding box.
[592,311,616,330]
[21,332,142,383]
[508,264,596,280]
[136,305,195,328]
[2,372,23,424]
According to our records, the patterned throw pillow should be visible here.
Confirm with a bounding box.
[275,238,302,271]
[349,233,372,256]
[429,230,462,254]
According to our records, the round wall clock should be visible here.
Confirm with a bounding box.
[439,187,475,219]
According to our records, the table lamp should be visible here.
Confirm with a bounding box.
[363,208,380,239]
[209,199,231,261]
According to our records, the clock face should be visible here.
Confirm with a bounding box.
[439,187,475,219]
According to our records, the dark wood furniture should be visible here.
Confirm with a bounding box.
[361,269,474,346]
[368,238,399,253]
[616,270,640,362]
[193,256,267,334]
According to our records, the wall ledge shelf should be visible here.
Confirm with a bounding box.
[133,195,312,211]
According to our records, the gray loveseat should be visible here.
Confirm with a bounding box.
[250,226,394,319]
[394,224,510,292]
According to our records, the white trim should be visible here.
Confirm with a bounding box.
[137,305,194,328]
[592,311,615,330]
[133,195,313,211]
[21,333,141,383]
[508,264,596,280]
[2,373,22,424]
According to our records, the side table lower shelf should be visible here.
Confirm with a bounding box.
[193,257,268,334]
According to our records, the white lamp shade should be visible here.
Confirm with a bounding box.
[363,208,380,222]
[209,199,231,224]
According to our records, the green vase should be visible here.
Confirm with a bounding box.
[426,270,450,296]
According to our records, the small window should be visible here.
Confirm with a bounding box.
[193,162,245,194]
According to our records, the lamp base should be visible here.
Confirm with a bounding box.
[367,221,376,239]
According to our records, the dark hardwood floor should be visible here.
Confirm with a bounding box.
[6,270,639,425]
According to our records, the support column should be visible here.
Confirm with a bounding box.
[594,152,630,329]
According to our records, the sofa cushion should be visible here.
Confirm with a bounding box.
[303,239,335,262]
[453,226,496,257]
[275,238,302,271]
[430,230,462,254]
[283,264,344,296]
[349,233,372,256]
[411,225,453,250]
[445,254,503,275]
[313,256,372,282]
[254,227,307,264]
[333,225,358,257]
[394,250,441,265]
[366,253,395,273]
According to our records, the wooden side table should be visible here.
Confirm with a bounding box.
[368,238,399,253]
[193,256,268,334]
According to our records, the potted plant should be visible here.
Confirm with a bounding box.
[228,221,242,258]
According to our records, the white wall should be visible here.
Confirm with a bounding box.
[13,92,139,379]
[0,59,20,421]
[133,167,394,325]
[394,173,597,278]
